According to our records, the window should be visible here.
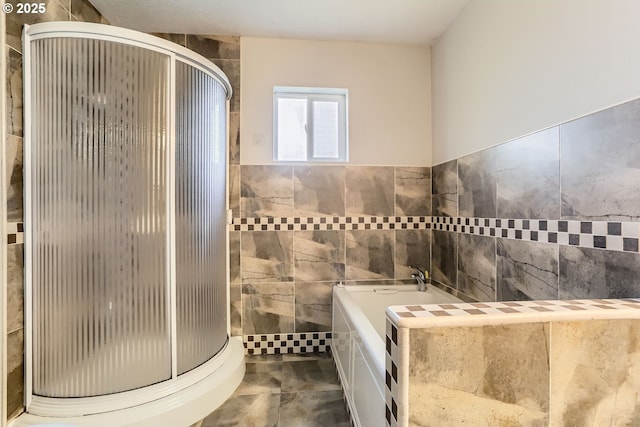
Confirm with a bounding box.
[274,86,348,162]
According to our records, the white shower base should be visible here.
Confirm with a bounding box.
[10,337,245,427]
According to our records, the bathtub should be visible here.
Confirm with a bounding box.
[332,282,462,427]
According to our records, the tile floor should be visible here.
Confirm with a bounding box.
[195,352,351,427]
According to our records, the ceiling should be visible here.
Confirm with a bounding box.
[88,0,469,46]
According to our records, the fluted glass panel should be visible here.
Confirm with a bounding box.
[29,37,171,397]
[175,62,228,375]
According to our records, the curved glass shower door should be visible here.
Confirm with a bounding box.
[29,36,172,397]
[25,23,232,400]
[175,62,228,375]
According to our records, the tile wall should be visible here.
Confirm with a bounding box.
[430,97,640,302]
[385,299,640,426]
[231,165,432,347]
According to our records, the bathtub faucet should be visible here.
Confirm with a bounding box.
[411,267,428,292]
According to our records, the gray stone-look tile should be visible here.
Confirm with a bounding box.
[7,244,24,333]
[431,230,457,289]
[294,166,345,217]
[235,362,282,395]
[345,230,394,280]
[230,283,242,336]
[496,127,560,219]
[497,239,559,301]
[70,0,103,22]
[6,134,23,222]
[152,33,187,46]
[396,167,431,216]
[7,328,24,418]
[293,231,344,282]
[294,282,333,333]
[559,246,640,299]
[432,160,457,217]
[241,231,293,282]
[211,59,240,113]
[242,282,294,335]
[345,166,394,216]
[279,390,350,427]
[247,354,283,363]
[229,164,240,217]
[229,231,240,284]
[409,323,549,426]
[395,229,430,279]
[7,48,23,138]
[229,112,240,164]
[458,148,496,218]
[199,354,348,426]
[549,319,640,427]
[201,393,280,427]
[282,352,331,362]
[241,166,293,218]
[281,359,340,392]
[561,98,640,221]
[186,35,241,60]
[457,234,496,302]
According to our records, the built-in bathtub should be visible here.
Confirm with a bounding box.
[331,281,462,427]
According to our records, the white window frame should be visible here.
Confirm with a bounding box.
[273,86,349,162]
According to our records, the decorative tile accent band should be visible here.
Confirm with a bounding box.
[385,321,400,427]
[387,298,640,330]
[432,216,640,253]
[243,332,332,355]
[231,216,431,232]
[7,222,24,245]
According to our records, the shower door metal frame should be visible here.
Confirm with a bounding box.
[23,22,232,416]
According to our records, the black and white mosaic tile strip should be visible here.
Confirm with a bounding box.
[391,298,640,320]
[433,216,640,253]
[7,222,24,245]
[232,216,430,232]
[243,332,331,355]
[234,214,640,253]
[385,320,400,427]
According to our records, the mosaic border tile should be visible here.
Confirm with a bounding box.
[387,298,640,330]
[232,214,640,254]
[243,332,331,355]
[432,216,640,253]
[7,222,24,245]
[385,319,400,427]
[231,216,430,232]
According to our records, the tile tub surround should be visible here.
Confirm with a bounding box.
[431,159,457,217]
[232,164,434,351]
[430,96,640,303]
[431,215,640,302]
[384,298,640,427]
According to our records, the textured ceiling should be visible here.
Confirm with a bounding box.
[88,0,469,45]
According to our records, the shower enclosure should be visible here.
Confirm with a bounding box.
[18,22,243,426]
